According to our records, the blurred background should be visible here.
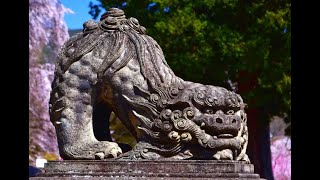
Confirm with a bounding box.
[29,0,291,179]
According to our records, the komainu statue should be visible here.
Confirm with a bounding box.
[49,8,249,162]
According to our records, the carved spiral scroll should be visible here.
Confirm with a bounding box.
[183,107,194,120]
[193,89,206,106]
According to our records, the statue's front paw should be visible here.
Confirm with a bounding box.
[60,141,123,160]
[95,141,122,159]
[213,149,233,160]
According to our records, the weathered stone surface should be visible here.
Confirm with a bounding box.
[49,7,250,162]
[30,160,263,179]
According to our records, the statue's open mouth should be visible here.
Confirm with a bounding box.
[199,124,239,138]
[217,134,233,138]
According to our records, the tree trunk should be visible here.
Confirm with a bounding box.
[238,71,274,180]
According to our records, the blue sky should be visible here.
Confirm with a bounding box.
[61,0,102,30]
[60,1,169,30]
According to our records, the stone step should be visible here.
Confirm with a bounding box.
[30,160,264,180]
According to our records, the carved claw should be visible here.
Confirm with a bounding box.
[95,152,105,159]
[212,149,233,160]
[236,153,250,162]
[96,142,123,159]
[213,153,221,160]
[102,142,122,158]
[242,154,250,162]
[108,147,122,158]
[219,149,233,160]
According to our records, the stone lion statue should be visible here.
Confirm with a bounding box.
[49,8,249,161]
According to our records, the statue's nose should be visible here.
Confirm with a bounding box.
[206,113,240,127]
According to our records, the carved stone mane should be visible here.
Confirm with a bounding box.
[49,8,249,161]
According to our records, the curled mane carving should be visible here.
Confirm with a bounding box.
[85,8,181,89]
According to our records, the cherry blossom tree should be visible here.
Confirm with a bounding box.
[29,0,71,165]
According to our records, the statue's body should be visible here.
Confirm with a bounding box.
[49,8,249,161]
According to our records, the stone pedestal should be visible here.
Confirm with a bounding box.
[30,160,264,179]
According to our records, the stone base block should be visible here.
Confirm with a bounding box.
[30,160,264,179]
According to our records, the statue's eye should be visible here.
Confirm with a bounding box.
[227,110,234,115]
[204,108,214,114]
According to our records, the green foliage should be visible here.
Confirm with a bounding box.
[109,112,137,148]
[29,142,59,164]
[44,152,60,161]
[90,0,291,126]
